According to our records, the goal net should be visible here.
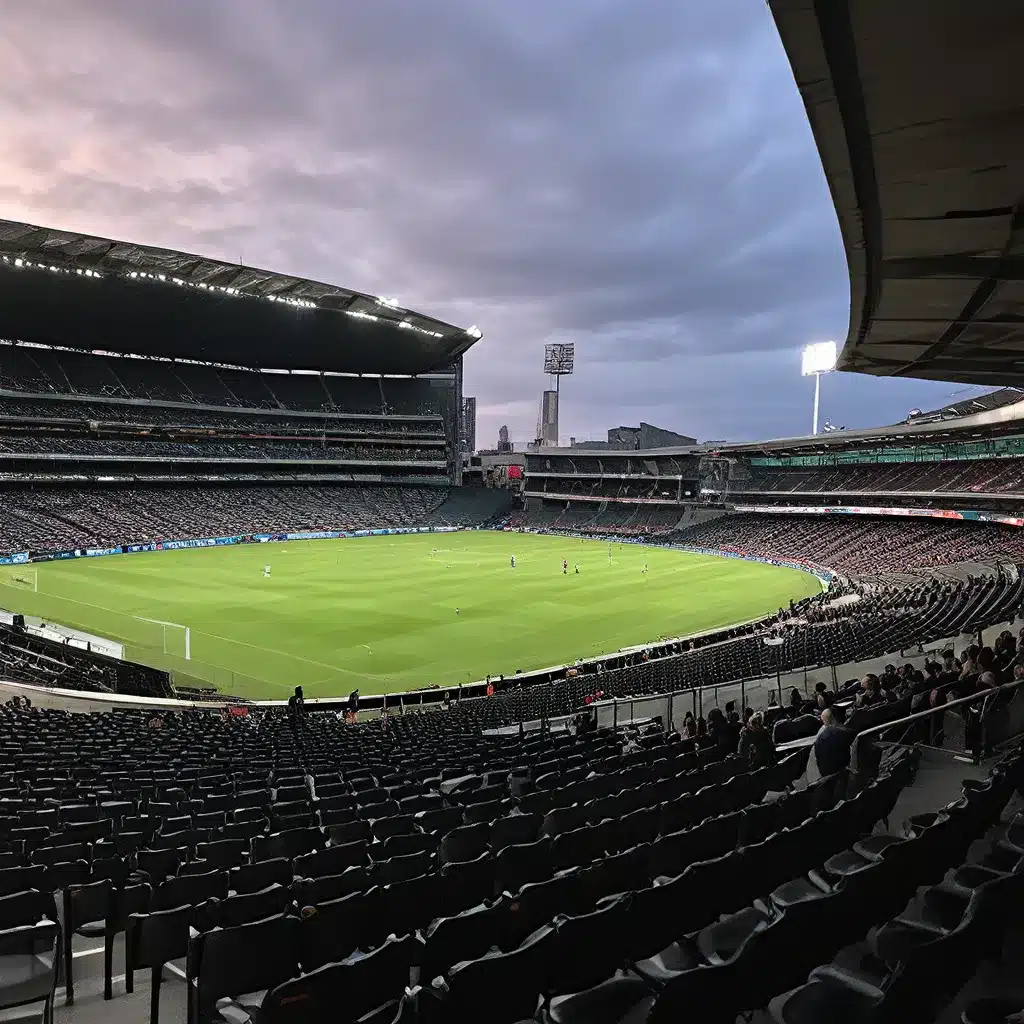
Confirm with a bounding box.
[0,567,37,593]
[133,616,191,660]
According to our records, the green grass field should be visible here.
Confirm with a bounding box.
[0,532,820,699]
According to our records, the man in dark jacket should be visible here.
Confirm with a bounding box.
[814,707,855,777]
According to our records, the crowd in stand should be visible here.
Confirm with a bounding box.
[0,395,445,436]
[0,484,518,558]
[511,504,1024,571]
[508,503,680,536]
[673,513,1024,574]
[0,485,452,554]
[739,457,1024,496]
[0,346,442,416]
[0,435,445,462]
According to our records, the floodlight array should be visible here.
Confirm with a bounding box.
[2,252,474,340]
[801,340,838,376]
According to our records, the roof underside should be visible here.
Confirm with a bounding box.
[0,220,478,375]
[770,0,1024,385]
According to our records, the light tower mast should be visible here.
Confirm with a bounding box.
[541,343,575,446]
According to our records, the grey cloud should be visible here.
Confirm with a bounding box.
[0,0,960,448]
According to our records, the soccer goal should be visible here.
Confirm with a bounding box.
[0,567,37,593]
[133,616,191,660]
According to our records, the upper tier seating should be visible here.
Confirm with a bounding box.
[738,458,1024,496]
[0,436,445,462]
[0,394,445,435]
[0,346,444,417]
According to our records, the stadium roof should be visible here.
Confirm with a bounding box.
[0,219,481,375]
[534,391,1024,459]
[906,387,1024,425]
[770,0,1024,386]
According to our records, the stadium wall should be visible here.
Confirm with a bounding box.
[22,525,470,565]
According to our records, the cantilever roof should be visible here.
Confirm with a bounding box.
[770,0,1024,386]
[532,392,1024,459]
[0,219,480,375]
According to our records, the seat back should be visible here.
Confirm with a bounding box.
[194,915,300,1020]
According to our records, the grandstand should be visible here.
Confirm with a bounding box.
[1,1,1024,1021]
[0,221,485,557]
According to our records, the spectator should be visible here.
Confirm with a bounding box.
[856,674,886,708]
[707,708,735,755]
[737,711,776,768]
[814,706,855,777]
[287,686,305,743]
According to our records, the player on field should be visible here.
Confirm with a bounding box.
[511,555,516,568]
[562,559,568,575]
[264,564,271,578]
[575,563,580,574]
[642,563,648,575]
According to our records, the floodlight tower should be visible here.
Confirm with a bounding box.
[542,343,575,446]
[801,341,837,435]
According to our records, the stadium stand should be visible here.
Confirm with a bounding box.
[0,624,171,697]
[1,693,1020,1024]
[0,345,444,417]
[5,5,1024,1009]
[736,459,1024,497]
[0,485,513,556]
[510,503,681,537]
[673,514,1024,576]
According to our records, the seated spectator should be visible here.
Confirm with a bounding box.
[856,673,888,708]
[706,708,736,755]
[737,711,776,768]
[788,687,803,710]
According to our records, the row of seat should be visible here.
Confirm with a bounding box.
[0,745,790,1018]
[163,749,915,1024]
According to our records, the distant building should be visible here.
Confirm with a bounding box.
[460,396,476,454]
[570,422,696,450]
[539,390,559,446]
[497,424,512,453]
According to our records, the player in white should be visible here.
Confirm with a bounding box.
[511,555,516,568]
[264,564,271,578]
[575,563,580,574]
[642,564,648,575]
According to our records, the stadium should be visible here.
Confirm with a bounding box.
[1,2,1024,1024]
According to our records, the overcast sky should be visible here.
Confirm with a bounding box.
[1,0,976,446]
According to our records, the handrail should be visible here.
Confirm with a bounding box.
[850,676,1024,770]
[854,678,1024,742]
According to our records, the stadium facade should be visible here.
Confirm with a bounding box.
[0,218,491,561]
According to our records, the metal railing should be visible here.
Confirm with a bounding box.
[850,676,1024,771]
